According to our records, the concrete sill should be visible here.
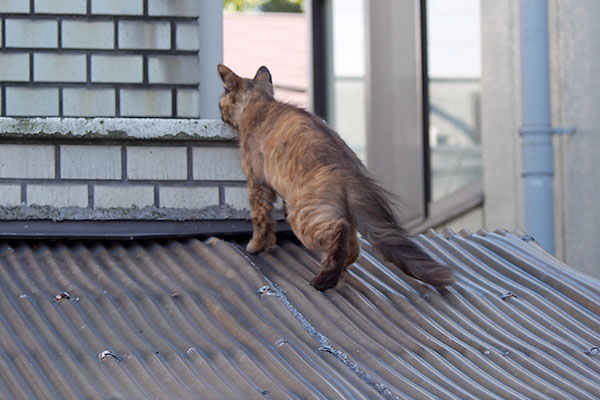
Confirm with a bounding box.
[0,117,236,141]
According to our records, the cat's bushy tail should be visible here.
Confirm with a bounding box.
[347,174,454,286]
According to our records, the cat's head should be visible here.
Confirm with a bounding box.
[217,64,274,129]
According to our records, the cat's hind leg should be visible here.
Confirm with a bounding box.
[246,180,277,254]
[286,196,352,290]
[309,218,350,290]
[344,228,360,269]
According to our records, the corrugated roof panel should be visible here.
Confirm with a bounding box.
[0,229,598,399]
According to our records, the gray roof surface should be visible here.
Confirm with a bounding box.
[0,229,599,399]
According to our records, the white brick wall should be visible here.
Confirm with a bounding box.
[148,0,200,17]
[148,56,199,84]
[120,89,172,117]
[91,55,143,83]
[0,54,30,81]
[5,19,58,48]
[176,89,200,118]
[176,23,200,51]
[6,87,59,116]
[127,146,187,180]
[224,188,283,211]
[118,21,171,50]
[63,88,116,117]
[1,2,213,119]
[0,119,259,221]
[34,54,87,82]
[224,187,249,210]
[0,145,54,179]
[94,185,154,208]
[62,21,114,49]
[91,0,143,15]
[160,186,219,209]
[0,185,22,206]
[35,0,86,14]
[61,145,122,179]
[193,147,245,181]
[27,184,88,207]
[0,1,30,13]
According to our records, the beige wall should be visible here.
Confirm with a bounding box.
[478,0,600,278]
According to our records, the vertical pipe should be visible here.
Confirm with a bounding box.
[198,0,223,118]
[519,0,554,254]
[308,0,335,122]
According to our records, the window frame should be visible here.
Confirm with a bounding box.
[364,0,483,232]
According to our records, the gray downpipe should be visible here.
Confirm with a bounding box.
[518,0,554,254]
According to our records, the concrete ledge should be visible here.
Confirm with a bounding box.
[0,204,253,221]
[0,117,237,141]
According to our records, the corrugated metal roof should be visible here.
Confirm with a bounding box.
[0,229,599,399]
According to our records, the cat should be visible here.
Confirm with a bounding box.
[217,64,454,290]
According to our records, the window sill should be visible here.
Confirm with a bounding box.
[406,180,483,234]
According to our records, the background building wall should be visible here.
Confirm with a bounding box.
[479,0,600,277]
[551,0,600,277]
[479,0,522,234]
[0,0,203,118]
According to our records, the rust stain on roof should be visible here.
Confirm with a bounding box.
[0,229,599,399]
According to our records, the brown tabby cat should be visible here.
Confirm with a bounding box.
[217,64,454,290]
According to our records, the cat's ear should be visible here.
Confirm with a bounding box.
[217,64,241,91]
[254,66,272,84]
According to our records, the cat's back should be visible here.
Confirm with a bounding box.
[263,102,349,154]
[260,101,364,184]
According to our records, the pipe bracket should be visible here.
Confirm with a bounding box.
[551,126,576,135]
[519,126,575,136]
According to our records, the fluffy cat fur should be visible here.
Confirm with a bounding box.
[217,64,454,290]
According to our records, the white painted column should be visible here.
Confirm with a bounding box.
[198,0,224,118]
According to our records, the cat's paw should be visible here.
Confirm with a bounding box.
[246,234,276,254]
[246,238,263,254]
[310,272,340,291]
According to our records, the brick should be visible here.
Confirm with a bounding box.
[118,21,170,50]
[61,145,121,179]
[223,187,284,211]
[193,147,245,181]
[127,146,187,180]
[175,22,199,51]
[34,53,86,82]
[0,1,29,13]
[148,56,199,85]
[62,20,114,49]
[0,145,54,179]
[159,186,219,209]
[94,185,154,208]
[35,0,86,14]
[91,0,143,15]
[0,53,30,81]
[63,88,116,117]
[148,0,199,16]
[5,19,58,48]
[91,55,143,83]
[0,184,22,206]
[120,89,172,117]
[224,187,249,210]
[27,184,88,207]
[176,89,199,117]
[6,87,59,116]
